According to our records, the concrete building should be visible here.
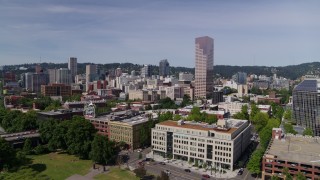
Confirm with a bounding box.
[292,79,320,136]
[232,72,247,85]
[41,83,71,97]
[195,36,214,99]
[30,73,49,93]
[68,57,77,82]
[152,119,251,170]
[159,59,170,77]
[48,68,72,85]
[86,64,98,91]
[141,64,151,78]
[218,102,248,116]
[179,72,194,82]
[262,130,320,180]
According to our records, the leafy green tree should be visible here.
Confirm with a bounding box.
[303,128,313,136]
[134,165,146,178]
[48,120,69,150]
[283,123,297,135]
[205,115,218,125]
[140,127,148,147]
[283,109,292,120]
[233,105,249,120]
[251,112,269,132]
[247,148,264,174]
[157,171,170,180]
[65,116,97,159]
[296,172,306,180]
[23,138,33,155]
[187,107,202,121]
[90,134,116,165]
[250,103,260,121]
[158,112,173,122]
[0,137,16,170]
[271,176,280,180]
[180,95,191,107]
[271,103,284,120]
[283,167,293,180]
[34,145,47,155]
[39,119,58,144]
[173,114,182,121]
[158,97,177,109]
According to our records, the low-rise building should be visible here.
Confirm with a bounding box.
[41,83,71,97]
[262,130,320,180]
[151,119,252,170]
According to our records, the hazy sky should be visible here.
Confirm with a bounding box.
[1,0,320,67]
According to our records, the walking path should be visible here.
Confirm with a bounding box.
[67,166,109,180]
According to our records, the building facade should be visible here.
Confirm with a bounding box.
[68,57,77,82]
[151,119,251,171]
[141,65,151,78]
[292,79,320,136]
[195,36,214,99]
[41,83,71,97]
[159,59,170,77]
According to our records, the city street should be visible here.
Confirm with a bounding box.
[123,148,257,180]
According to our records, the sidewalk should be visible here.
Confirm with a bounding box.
[146,152,238,179]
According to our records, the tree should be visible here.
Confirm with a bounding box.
[283,109,292,120]
[247,148,264,174]
[0,137,16,170]
[233,105,249,120]
[23,138,33,155]
[90,134,116,165]
[283,167,293,180]
[283,123,297,135]
[157,171,169,180]
[180,95,191,107]
[251,112,269,133]
[250,103,260,121]
[48,120,69,151]
[296,172,307,180]
[134,166,146,178]
[65,116,97,159]
[139,127,148,147]
[205,115,218,125]
[303,128,313,137]
[173,114,182,121]
[271,176,280,180]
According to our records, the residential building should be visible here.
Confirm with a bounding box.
[292,79,320,136]
[195,36,214,99]
[159,59,170,77]
[218,102,248,116]
[68,57,77,82]
[262,129,320,180]
[41,83,71,97]
[152,119,251,171]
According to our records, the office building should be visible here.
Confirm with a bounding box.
[30,73,49,93]
[232,72,247,85]
[195,36,214,99]
[141,65,151,78]
[86,64,98,91]
[292,79,320,136]
[152,119,251,171]
[48,68,72,85]
[159,59,170,77]
[68,57,77,82]
[262,129,320,180]
[41,83,71,97]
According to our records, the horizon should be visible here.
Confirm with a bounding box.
[1,0,320,67]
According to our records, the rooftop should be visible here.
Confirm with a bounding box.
[158,119,247,134]
[266,135,320,165]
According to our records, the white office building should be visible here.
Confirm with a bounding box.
[151,119,251,171]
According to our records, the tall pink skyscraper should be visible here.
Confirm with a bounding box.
[195,36,214,99]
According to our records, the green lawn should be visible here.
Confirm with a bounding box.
[28,152,92,180]
[94,167,139,180]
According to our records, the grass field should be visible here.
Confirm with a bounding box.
[28,152,92,180]
[94,167,139,180]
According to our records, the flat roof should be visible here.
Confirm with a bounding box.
[158,120,239,134]
[266,136,320,165]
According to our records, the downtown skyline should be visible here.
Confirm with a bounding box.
[1,0,320,67]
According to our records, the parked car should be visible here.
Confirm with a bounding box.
[160,162,166,165]
[237,168,244,175]
[165,170,171,175]
[202,174,210,178]
[184,169,191,172]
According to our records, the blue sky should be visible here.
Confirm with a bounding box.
[1,0,320,67]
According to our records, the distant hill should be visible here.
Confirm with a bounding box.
[3,61,320,80]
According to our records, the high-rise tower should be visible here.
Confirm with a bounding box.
[195,36,214,99]
[68,57,77,83]
[159,59,170,77]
